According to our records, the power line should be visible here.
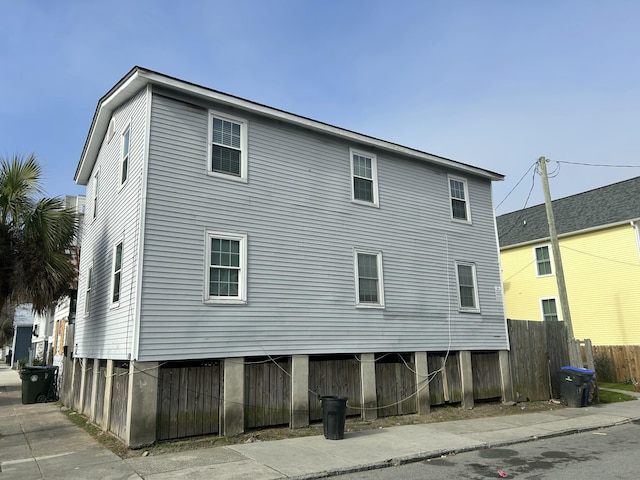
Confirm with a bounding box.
[561,245,640,267]
[498,168,537,239]
[494,161,537,211]
[557,160,640,168]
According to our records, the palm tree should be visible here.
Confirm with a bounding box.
[0,154,77,316]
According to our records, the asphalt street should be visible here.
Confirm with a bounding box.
[339,421,640,479]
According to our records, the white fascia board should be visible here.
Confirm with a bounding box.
[75,72,148,185]
[75,68,504,185]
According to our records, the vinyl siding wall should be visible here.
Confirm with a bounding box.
[75,88,148,359]
[137,91,508,360]
[501,223,640,345]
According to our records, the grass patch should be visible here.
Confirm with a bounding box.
[600,382,639,392]
[598,389,637,404]
[59,404,131,457]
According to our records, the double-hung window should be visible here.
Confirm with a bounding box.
[112,242,123,305]
[456,261,479,311]
[449,176,470,222]
[541,298,559,321]
[350,149,379,207]
[208,112,248,181]
[205,232,247,303]
[535,245,552,276]
[120,126,130,185]
[84,266,93,315]
[354,249,384,307]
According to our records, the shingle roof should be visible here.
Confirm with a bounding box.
[497,176,640,248]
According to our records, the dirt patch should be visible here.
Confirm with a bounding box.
[108,400,562,458]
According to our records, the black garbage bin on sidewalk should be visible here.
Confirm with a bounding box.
[18,366,58,404]
[558,366,595,407]
[320,396,348,440]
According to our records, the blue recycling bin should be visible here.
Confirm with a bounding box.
[558,366,595,407]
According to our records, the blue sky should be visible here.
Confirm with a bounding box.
[1,0,639,214]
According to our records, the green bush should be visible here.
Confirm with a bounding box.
[594,353,614,383]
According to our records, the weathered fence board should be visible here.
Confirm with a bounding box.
[109,362,129,441]
[427,352,462,405]
[309,355,361,421]
[245,357,291,429]
[592,345,640,383]
[375,354,417,417]
[507,320,571,401]
[156,361,221,441]
[72,359,82,408]
[94,360,106,426]
[471,352,502,400]
[82,361,94,416]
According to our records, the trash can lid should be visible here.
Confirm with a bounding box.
[560,366,595,375]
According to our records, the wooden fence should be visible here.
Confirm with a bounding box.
[156,360,221,440]
[94,360,107,426]
[109,362,129,440]
[82,360,94,416]
[375,354,416,417]
[507,319,570,401]
[592,345,640,383]
[309,355,361,421]
[245,357,291,429]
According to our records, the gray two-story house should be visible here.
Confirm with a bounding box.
[68,67,509,447]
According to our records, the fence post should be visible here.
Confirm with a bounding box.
[414,351,430,415]
[584,339,595,371]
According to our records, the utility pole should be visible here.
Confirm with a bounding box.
[538,157,579,366]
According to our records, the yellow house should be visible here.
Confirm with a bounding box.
[497,176,640,346]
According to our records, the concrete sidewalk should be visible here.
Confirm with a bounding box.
[2,363,639,480]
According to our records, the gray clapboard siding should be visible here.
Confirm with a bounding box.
[75,88,148,359]
[134,91,507,361]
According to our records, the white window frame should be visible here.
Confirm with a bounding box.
[207,111,248,183]
[448,175,471,223]
[84,265,93,316]
[353,248,385,308]
[540,297,560,321]
[107,118,116,143]
[92,169,99,221]
[111,240,124,307]
[534,245,553,277]
[455,261,480,312]
[350,149,379,207]
[204,231,248,304]
[119,123,131,188]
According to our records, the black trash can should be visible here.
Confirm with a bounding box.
[558,366,595,407]
[320,395,348,440]
[18,366,58,404]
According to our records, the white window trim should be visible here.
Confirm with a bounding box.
[91,169,100,222]
[84,264,93,316]
[110,240,124,308]
[455,261,480,312]
[350,148,379,208]
[534,244,554,277]
[540,297,561,321]
[353,248,385,308]
[207,110,248,183]
[204,231,248,304]
[119,122,131,189]
[448,175,471,223]
[107,118,116,143]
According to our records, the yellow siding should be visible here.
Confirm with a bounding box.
[501,223,640,345]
